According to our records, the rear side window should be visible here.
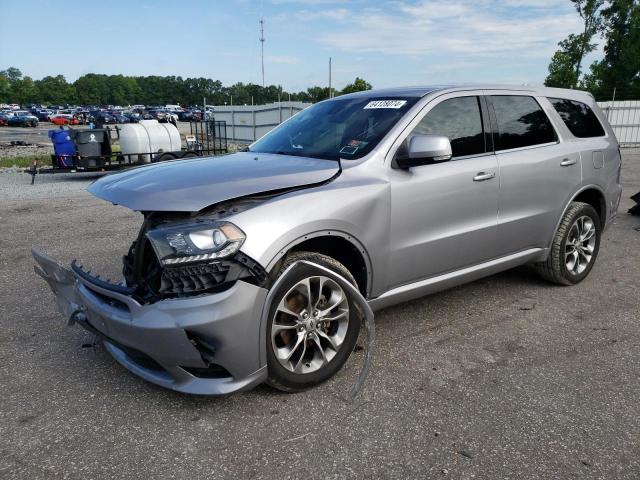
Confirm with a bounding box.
[490,95,557,150]
[548,97,605,138]
[411,96,486,157]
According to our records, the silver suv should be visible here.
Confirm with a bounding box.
[34,86,623,395]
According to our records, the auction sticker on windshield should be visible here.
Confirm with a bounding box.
[363,100,407,109]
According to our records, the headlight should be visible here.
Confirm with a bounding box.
[146,221,245,266]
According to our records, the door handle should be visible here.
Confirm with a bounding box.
[473,171,496,182]
[560,158,577,167]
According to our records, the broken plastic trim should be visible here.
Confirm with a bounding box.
[71,260,135,296]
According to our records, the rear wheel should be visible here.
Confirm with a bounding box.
[266,251,361,392]
[535,201,601,285]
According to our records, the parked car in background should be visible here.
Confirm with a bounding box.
[0,113,10,126]
[7,112,39,127]
[177,111,194,122]
[149,109,179,123]
[35,110,53,121]
[125,112,141,123]
[90,111,115,125]
[112,113,131,124]
[51,115,80,126]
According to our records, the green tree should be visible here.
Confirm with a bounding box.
[1,67,22,82]
[545,0,604,88]
[12,76,39,104]
[305,86,333,102]
[35,75,75,104]
[0,73,10,102]
[0,67,23,103]
[545,35,583,88]
[341,77,372,94]
[583,0,640,99]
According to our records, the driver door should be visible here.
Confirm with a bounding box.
[387,93,500,288]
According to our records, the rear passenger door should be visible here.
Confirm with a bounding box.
[487,94,581,255]
[547,97,616,216]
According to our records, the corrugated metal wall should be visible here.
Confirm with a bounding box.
[598,100,640,147]
[212,102,311,143]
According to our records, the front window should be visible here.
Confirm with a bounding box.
[250,96,419,161]
[409,96,487,158]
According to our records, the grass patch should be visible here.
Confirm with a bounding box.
[0,155,52,168]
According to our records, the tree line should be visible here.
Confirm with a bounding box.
[545,0,640,100]
[0,68,372,107]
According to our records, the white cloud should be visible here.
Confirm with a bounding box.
[309,1,581,59]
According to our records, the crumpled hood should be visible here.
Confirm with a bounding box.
[88,152,340,212]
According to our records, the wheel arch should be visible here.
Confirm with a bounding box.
[266,231,372,298]
[550,185,607,249]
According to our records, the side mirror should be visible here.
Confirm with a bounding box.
[394,135,452,169]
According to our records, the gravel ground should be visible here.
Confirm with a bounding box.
[0,169,105,203]
[1,151,639,479]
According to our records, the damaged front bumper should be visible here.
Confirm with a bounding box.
[33,248,269,395]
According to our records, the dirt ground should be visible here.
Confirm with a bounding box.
[0,150,639,479]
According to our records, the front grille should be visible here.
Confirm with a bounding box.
[159,262,231,294]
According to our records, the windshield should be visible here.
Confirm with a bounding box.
[250,96,419,161]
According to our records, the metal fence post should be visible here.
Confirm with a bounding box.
[231,108,235,142]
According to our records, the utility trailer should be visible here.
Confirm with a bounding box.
[26,120,227,184]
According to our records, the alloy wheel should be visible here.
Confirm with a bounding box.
[565,215,596,275]
[271,275,350,374]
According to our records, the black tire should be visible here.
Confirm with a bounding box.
[154,152,176,162]
[266,251,361,392]
[535,201,601,285]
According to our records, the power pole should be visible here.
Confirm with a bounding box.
[259,17,265,88]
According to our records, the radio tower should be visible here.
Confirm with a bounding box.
[259,17,265,87]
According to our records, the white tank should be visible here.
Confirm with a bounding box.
[118,120,182,161]
[158,122,182,152]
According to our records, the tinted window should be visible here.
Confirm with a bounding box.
[491,96,556,150]
[411,96,486,157]
[251,96,419,161]
[548,97,605,138]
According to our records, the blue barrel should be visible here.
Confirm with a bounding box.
[49,128,76,167]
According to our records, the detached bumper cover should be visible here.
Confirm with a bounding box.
[33,248,268,395]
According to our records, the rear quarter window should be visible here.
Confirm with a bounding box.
[548,97,606,138]
[490,95,557,151]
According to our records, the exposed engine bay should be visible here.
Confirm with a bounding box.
[73,196,273,305]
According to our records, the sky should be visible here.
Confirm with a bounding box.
[0,0,602,92]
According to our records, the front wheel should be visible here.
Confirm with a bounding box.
[535,201,601,285]
[266,252,361,392]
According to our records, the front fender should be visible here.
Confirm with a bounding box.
[228,175,391,298]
